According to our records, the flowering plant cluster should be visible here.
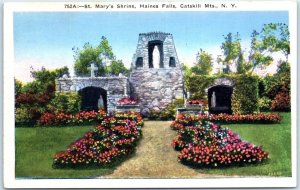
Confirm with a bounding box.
[38,109,107,126]
[53,112,143,168]
[16,92,52,106]
[118,97,139,105]
[171,113,281,126]
[186,99,207,106]
[171,118,269,167]
[271,91,290,111]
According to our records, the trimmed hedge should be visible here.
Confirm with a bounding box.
[231,75,259,114]
[186,74,259,114]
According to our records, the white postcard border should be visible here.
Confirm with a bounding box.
[3,1,297,188]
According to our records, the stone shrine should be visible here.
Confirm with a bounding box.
[56,32,184,116]
[130,32,184,115]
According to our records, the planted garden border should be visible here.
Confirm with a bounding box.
[171,115,269,168]
[53,112,143,168]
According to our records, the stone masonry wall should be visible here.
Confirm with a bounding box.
[130,32,184,116]
[56,76,129,114]
[130,68,184,116]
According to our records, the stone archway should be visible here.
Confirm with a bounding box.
[208,85,233,114]
[78,87,107,112]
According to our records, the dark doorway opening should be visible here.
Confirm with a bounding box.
[208,85,233,114]
[148,40,163,68]
[79,87,107,112]
[169,57,176,67]
[136,57,143,68]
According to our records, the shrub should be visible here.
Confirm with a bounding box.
[148,98,184,120]
[264,62,291,111]
[258,97,272,111]
[171,118,269,167]
[271,91,290,111]
[47,92,81,114]
[231,75,259,114]
[15,107,34,125]
[185,75,216,100]
[53,112,143,168]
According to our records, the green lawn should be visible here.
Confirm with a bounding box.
[15,112,291,178]
[195,112,292,177]
[15,125,115,178]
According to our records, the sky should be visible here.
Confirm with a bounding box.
[14,11,288,82]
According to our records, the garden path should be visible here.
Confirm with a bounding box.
[99,121,213,178]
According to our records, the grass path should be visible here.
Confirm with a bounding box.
[100,121,213,178]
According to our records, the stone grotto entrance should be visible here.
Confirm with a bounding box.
[208,85,233,114]
[79,87,107,111]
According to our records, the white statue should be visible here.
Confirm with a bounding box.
[98,94,104,110]
[211,91,216,108]
[152,45,160,68]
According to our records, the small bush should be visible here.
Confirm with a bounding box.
[47,92,81,114]
[271,91,290,111]
[148,98,184,120]
[258,97,272,111]
[15,107,34,125]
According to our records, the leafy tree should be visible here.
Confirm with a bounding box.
[22,66,69,94]
[191,49,213,75]
[261,23,290,60]
[248,30,273,73]
[248,23,290,73]
[236,51,251,74]
[74,36,128,77]
[106,60,129,76]
[182,64,192,78]
[220,32,241,73]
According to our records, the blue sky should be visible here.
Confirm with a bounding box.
[14,11,288,82]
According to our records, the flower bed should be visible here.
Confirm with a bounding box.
[37,109,107,126]
[118,97,139,105]
[186,99,207,107]
[53,112,143,168]
[171,113,281,127]
[171,117,269,167]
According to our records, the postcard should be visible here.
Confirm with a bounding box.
[3,0,297,188]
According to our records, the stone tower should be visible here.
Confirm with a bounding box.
[130,32,184,116]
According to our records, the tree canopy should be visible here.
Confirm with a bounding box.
[248,23,290,73]
[220,32,242,73]
[191,49,213,75]
[73,36,128,77]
